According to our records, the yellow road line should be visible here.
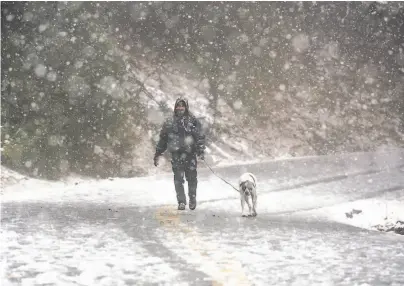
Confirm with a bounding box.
[155,205,251,286]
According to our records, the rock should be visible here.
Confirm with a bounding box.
[352,209,362,214]
[345,208,362,218]
[373,220,404,235]
[393,221,404,235]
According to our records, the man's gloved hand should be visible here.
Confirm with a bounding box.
[153,154,160,167]
[197,152,204,161]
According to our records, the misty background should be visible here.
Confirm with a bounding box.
[1,1,403,180]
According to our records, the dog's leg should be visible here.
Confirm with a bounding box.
[246,196,253,217]
[240,194,247,217]
[252,192,257,217]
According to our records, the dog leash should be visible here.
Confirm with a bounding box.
[201,159,240,193]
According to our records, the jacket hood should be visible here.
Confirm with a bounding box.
[174,97,189,114]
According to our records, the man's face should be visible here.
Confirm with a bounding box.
[175,101,186,116]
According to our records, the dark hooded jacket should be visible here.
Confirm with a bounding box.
[155,98,206,156]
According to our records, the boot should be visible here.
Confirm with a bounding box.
[189,198,196,210]
[178,202,186,210]
[188,181,197,210]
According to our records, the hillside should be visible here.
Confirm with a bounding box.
[1,2,403,179]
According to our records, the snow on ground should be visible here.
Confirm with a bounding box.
[1,224,180,286]
[1,167,29,191]
[0,169,238,208]
[1,149,404,285]
[2,148,404,234]
[196,166,404,234]
[303,193,404,233]
[154,205,251,285]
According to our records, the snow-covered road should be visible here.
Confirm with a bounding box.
[1,149,404,285]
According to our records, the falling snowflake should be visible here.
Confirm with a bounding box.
[38,23,49,33]
[233,99,243,110]
[6,14,15,21]
[34,64,47,78]
[252,46,262,57]
[291,34,310,53]
[46,71,57,82]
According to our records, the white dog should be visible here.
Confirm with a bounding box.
[238,172,257,217]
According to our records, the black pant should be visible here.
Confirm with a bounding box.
[171,151,198,204]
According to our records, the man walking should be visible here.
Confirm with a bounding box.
[153,98,206,210]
